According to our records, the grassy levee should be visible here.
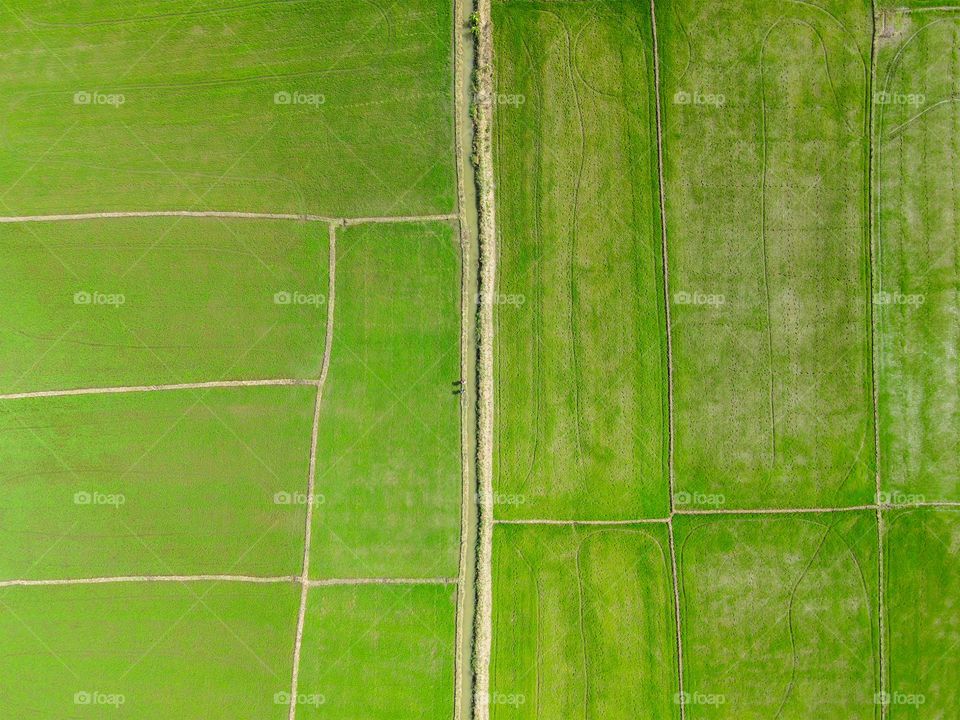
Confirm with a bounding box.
[884,508,960,716]
[0,0,454,217]
[0,582,299,718]
[0,385,314,579]
[675,512,879,719]
[489,524,680,719]
[491,0,669,520]
[312,221,461,578]
[0,218,328,392]
[657,0,875,509]
[874,7,960,502]
[297,584,457,718]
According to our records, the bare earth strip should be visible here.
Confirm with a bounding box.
[308,577,458,587]
[287,223,337,720]
[0,378,318,401]
[473,0,497,717]
[494,518,670,526]
[0,211,458,225]
[0,575,298,587]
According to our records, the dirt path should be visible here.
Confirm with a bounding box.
[308,577,457,587]
[473,0,497,717]
[0,378,317,401]
[287,224,336,720]
[0,574,297,587]
[0,210,457,225]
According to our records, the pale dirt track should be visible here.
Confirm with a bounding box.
[0,210,457,225]
[0,378,317,401]
[287,223,336,720]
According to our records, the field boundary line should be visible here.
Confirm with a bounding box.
[675,504,880,516]
[494,518,669,526]
[473,0,497,716]
[667,519,686,720]
[0,575,298,588]
[287,223,336,720]
[649,2,686,717]
[648,0,677,510]
[0,378,319,401]
[867,6,888,716]
[308,577,458,587]
[0,211,458,225]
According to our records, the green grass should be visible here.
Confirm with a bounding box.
[490,524,679,719]
[875,8,960,502]
[675,513,879,718]
[658,0,875,509]
[0,0,454,217]
[491,0,669,520]
[296,584,456,719]
[0,217,327,393]
[312,221,461,578]
[884,508,960,716]
[0,582,299,718]
[0,385,314,579]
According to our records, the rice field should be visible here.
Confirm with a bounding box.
[492,0,669,521]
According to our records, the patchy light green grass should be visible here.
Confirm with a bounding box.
[312,221,460,578]
[296,584,456,719]
[875,7,960,502]
[0,0,454,217]
[492,0,669,520]
[0,385,314,579]
[884,508,960,717]
[490,524,679,719]
[658,0,875,509]
[0,582,298,719]
[675,512,879,718]
[0,217,327,393]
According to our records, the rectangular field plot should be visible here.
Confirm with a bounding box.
[884,508,960,716]
[875,8,960,502]
[0,385,314,579]
[658,0,875,508]
[490,525,679,719]
[491,0,669,520]
[674,513,879,718]
[0,218,327,393]
[0,0,454,217]
[296,584,456,718]
[0,582,299,719]
[312,222,460,578]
